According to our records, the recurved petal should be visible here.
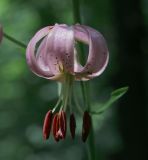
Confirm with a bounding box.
[74,24,109,80]
[0,25,3,43]
[26,26,55,79]
[36,37,50,72]
[46,24,74,75]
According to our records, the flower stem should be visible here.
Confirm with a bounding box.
[85,83,96,160]
[3,32,27,49]
[72,0,96,160]
[72,0,81,24]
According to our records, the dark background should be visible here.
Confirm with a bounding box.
[0,0,147,160]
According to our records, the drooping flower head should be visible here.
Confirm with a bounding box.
[26,24,109,81]
[0,25,3,43]
[26,24,109,142]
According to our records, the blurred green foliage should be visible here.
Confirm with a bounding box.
[0,0,147,160]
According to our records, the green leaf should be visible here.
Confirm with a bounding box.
[91,87,129,115]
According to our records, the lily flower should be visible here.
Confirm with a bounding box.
[26,24,109,142]
[0,25,3,43]
[26,24,108,81]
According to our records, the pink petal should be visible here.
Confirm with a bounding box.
[74,24,109,80]
[36,37,51,71]
[74,48,84,73]
[46,24,74,75]
[36,36,65,81]
[0,25,3,43]
[26,26,59,80]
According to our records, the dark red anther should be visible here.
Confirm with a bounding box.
[59,110,67,139]
[52,113,60,142]
[70,113,76,139]
[52,111,67,141]
[82,111,91,142]
[43,110,53,140]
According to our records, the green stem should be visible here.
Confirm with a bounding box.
[4,32,27,49]
[87,122,96,160]
[72,0,96,160]
[85,83,96,160]
[72,0,85,64]
[72,0,81,24]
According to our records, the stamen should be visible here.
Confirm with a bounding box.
[43,110,53,140]
[52,113,60,142]
[52,111,67,141]
[70,113,76,139]
[82,111,91,142]
[59,110,67,139]
[52,94,62,113]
